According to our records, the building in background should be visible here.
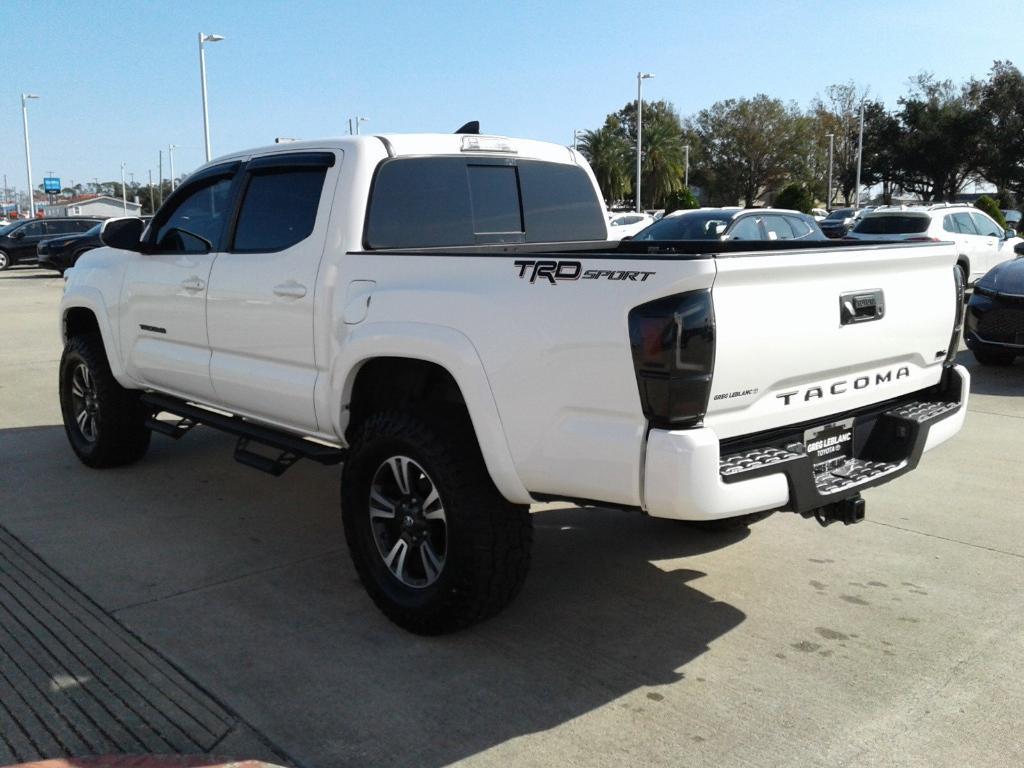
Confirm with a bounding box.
[43,195,142,218]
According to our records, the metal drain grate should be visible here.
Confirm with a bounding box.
[0,526,237,765]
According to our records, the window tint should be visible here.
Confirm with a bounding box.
[636,211,734,240]
[951,212,977,235]
[365,157,606,249]
[971,212,1002,238]
[786,216,813,238]
[763,215,794,240]
[20,222,44,236]
[233,168,327,252]
[155,176,234,252]
[942,215,956,233]
[466,165,521,234]
[726,215,762,240]
[853,215,930,235]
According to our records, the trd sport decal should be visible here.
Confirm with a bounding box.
[514,260,656,284]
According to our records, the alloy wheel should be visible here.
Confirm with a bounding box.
[70,362,99,442]
[368,455,447,588]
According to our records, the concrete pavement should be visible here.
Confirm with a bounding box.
[1,266,1022,767]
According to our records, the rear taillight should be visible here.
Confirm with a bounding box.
[946,265,965,364]
[628,290,715,429]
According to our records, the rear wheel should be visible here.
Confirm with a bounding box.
[956,262,969,288]
[59,333,150,467]
[0,250,10,271]
[341,410,532,634]
[972,346,1017,366]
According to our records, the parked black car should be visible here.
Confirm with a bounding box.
[818,207,863,238]
[0,217,103,270]
[964,249,1024,366]
[37,217,152,274]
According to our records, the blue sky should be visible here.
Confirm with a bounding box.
[1,0,1021,192]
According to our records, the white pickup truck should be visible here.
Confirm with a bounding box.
[58,131,969,634]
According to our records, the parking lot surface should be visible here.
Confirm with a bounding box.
[2,266,1022,767]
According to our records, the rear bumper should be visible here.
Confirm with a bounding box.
[643,365,969,521]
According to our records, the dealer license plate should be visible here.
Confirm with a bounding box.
[803,418,855,474]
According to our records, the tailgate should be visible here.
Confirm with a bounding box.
[706,242,958,439]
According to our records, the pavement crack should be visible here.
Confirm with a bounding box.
[110,548,345,614]
[866,520,1024,559]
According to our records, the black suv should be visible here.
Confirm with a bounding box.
[0,217,103,270]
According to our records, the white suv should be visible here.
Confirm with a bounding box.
[846,204,1020,284]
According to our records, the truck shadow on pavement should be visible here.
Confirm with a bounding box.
[956,349,1024,397]
[0,425,747,768]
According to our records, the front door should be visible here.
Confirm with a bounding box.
[206,151,339,432]
[119,163,241,402]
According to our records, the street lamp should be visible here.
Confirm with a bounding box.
[120,162,128,214]
[198,33,225,162]
[825,132,835,210]
[683,144,690,189]
[854,102,865,210]
[572,129,585,151]
[21,93,39,217]
[168,144,178,190]
[356,116,369,135]
[635,72,654,213]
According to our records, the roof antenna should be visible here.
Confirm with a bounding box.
[455,121,480,135]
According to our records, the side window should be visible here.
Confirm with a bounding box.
[763,215,794,240]
[952,212,978,235]
[75,220,96,232]
[21,222,44,237]
[942,215,957,233]
[232,167,328,252]
[47,221,74,235]
[786,216,812,238]
[726,215,762,240]
[970,212,1002,238]
[154,176,235,253]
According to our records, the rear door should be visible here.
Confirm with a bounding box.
[948,212,983,280]
[119,162,241,401]
[206,151,339,432]
[970,211,1005,274]
[706,242,957,439]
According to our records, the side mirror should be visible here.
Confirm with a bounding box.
[10,229,24,240]
[1014,241,1024,257]
[1005,229,1016,240]
[101,217,146,251]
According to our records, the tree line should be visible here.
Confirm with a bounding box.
[578,61,1024,211]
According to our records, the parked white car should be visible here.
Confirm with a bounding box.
[811,208,828,221]
[607,212,654,240]
[846,204,1021,284]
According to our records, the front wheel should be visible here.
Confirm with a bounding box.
[341,410,532,635]
[0,250,10,271]
[59,333,151,467]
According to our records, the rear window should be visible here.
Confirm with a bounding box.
[635,210,736,240]
[853,215,930,235]
[364,157,606,249]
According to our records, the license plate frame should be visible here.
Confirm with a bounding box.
[803,418,855,475]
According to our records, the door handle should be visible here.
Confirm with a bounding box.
[839,289,885,325]
[181,276,205,292]
[273,281,307,299]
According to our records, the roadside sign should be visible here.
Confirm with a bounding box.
[43,177,61,193]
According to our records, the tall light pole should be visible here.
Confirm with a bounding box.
[120,162,128,214]
[635,72,654,213]
[21,93,39,217]
[198,33,224,162]
[825,132,835,210]
[854,103,865,210]
[355,116,369,135]
[168,144,177,190]
[683,144,690,189]
[573,129,585,151]
[148,170,155,215]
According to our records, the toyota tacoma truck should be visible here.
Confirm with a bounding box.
[57,131,969,634]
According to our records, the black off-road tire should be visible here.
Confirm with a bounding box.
[341,410,532,635]
[59,333,151,467]
[682,510,775,532]
[971,346,1016,367]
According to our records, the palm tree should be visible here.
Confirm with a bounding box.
[578,124,632,205]
[641,121,686,208]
